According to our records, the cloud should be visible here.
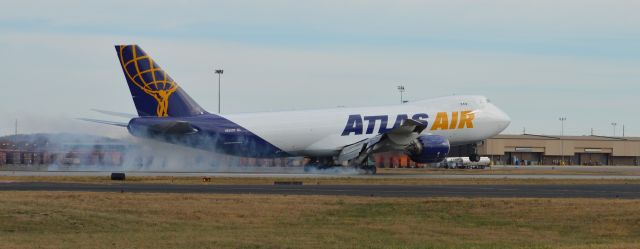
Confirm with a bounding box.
[0,1,638,136]
[1,1,638,56]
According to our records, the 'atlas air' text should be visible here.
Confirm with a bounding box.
[341,111,475,136]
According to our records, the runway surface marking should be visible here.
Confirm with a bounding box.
[0,182,638,198]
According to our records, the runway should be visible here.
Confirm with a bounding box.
[1,182,639,198]
[2,170,640,179]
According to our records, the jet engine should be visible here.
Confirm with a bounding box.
[406,134,450,163]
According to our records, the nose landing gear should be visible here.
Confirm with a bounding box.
[469,142,480,162]
[470,153,480,162]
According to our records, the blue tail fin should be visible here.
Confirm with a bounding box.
[115,45,206,117]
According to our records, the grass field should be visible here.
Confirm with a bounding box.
[1,192,640,249]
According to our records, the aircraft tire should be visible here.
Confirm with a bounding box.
[359,165,377,175]
[303,165,316,173]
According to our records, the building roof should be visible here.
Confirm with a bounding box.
[493,134,640,141]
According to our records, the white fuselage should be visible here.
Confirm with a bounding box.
[222,95,510,157]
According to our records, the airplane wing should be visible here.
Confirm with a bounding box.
[337,119,427,165]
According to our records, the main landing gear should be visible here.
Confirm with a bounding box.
[303,157,333,172]
[358,165,377,175]
[302,157,377,175]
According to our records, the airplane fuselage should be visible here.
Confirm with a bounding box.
[128,95,510,158]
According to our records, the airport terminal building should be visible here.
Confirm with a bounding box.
[478,134,640,166]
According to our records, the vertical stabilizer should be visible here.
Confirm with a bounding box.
[115,45,206,117]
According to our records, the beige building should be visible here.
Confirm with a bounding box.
[478,134,640,166]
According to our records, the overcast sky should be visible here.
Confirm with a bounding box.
[0,0,638,137]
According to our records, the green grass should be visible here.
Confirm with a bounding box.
[1,192,640,248]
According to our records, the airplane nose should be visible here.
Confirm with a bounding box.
[499,113,511,131]
[494,105,511,131]
[486,103,511,132]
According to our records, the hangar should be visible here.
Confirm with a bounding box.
[3,133,640,168]
[478,134,640,166]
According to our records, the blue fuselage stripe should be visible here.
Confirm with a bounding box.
[127,114,292,158]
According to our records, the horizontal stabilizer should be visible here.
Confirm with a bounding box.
[78,118,128,127]
[91,109,137,118]
[148,121,198,135]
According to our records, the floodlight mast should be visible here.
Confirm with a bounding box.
[559,117,567,165]
[397,85,405,104]
[215,69,224,113]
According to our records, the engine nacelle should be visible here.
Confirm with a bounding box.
[406,134,450,163]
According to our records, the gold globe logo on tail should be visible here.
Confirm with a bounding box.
[118,45,177,117]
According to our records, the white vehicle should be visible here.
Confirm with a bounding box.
[86,45,511,174]
[445,157,492,169]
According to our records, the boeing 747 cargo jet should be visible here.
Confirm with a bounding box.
[85,45,511,174]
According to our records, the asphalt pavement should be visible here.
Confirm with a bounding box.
[1,182,639,198]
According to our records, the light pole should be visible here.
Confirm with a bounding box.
[397,85,405,104]
[559,117,566,165]
[215,69,224,113]
[611,122,617,137]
